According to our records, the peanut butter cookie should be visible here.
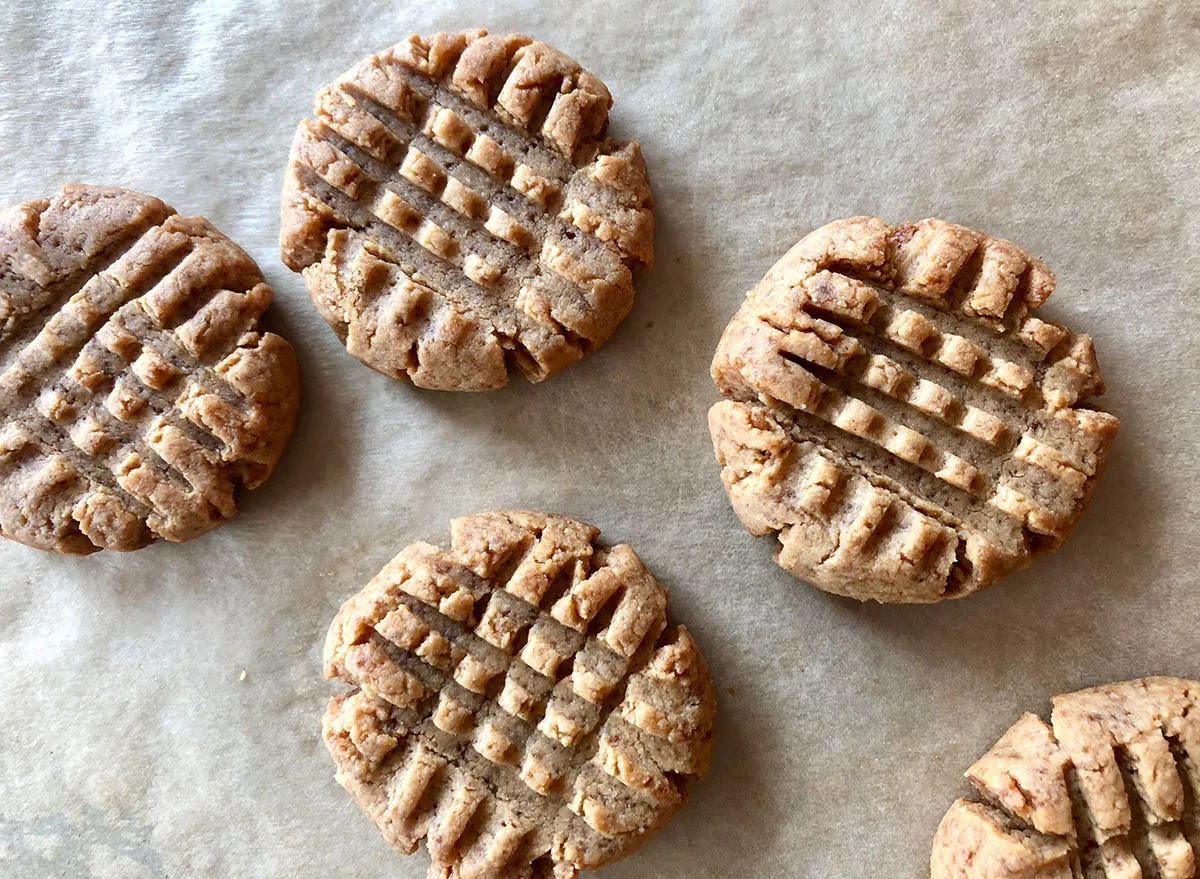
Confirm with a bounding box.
[932,677,1200,878]
[282,30,654,391]
[0,184,298,554]
[323,511,715,877]
[709,217,1118,602]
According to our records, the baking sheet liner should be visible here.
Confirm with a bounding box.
[2,1,1198,875]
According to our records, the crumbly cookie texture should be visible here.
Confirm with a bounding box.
[931,677,1200,879]
[323,511,715,878]
[709,216,1118,603]
[0,184,299,555]
[282,30,654,392]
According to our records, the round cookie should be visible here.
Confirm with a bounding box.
[0,184,299,554]
[281,29,654,392]
[709,217,1118,603]
[323,511,715,878]
[931,677,1200,878]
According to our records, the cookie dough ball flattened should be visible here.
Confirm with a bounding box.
[323,511,715,878]
[708,217,1118,603]
[0,184,299,555]
[931,677,1200,879]
[281,30,655,392]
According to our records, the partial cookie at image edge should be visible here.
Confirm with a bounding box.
[0,183,299,555]
[930,677,1200,879]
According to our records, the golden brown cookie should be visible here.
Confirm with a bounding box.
[323,511,715,878]
[282,30,654,392]
[0,184,298,554]
[709,217,1118,603]
[931,677,1200,879]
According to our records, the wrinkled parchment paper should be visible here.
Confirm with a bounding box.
[3,1,1199,875]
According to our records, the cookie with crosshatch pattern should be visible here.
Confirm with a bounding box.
[932,677,1200,878]
[709,217,1118,603]
[281,30,654,391]
[0,184,298,554]
[323,511,715,878]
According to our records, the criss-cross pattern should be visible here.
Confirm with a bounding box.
[932,677,1200,879]
[282,30,655,392]
[323,511,715,879]
[0,185,298,554]
[709,216,1118,602]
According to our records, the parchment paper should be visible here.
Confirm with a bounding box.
[2,1,1199,876]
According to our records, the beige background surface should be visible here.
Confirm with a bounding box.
[2,1,1198,876]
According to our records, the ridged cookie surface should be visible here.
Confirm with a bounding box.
[0,184,298,555]
[282,30,654,391]
[709,217,1118,603]
[323,511,715,878]
[932,677,1200,879]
